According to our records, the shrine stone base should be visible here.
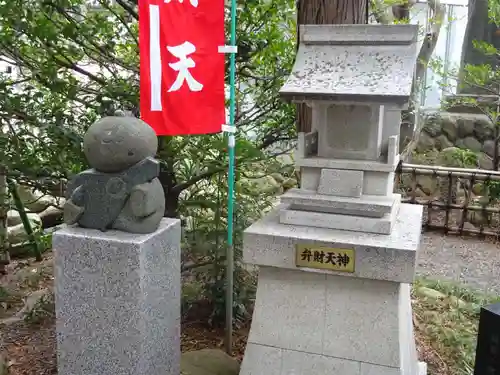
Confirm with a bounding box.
[239,203,426,375]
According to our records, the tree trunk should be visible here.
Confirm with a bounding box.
[371,0,444,158]
[296,0,369,133]
[400,0,445,158]
[459,0,500,94]
[157,137,180,218]
[158,160,180,218]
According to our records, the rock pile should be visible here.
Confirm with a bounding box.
[416,112,496,170]
[6,185,64,253]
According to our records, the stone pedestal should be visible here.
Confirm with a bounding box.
[239,23,425,375]
[53,218,181,375]
[239,204,426,375]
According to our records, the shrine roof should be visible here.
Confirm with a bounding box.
[280,24,419,106]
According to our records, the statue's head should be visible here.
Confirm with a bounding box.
[83,116,158,173]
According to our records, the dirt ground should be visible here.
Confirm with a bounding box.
[0,253,251,375]
[0,251,464,375]
[2,316,251,375]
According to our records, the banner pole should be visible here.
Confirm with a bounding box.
[224,0,237,356]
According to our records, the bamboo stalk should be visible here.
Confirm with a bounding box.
[400,168,500,181]
[7,179,43,262]
[403,199,500,213]
[0,166,9,273]
[425,224,495,237]
[401,163,500,178]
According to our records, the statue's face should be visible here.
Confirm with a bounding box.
[83,117,158,173]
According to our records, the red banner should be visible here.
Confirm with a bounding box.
[139,0,225,135]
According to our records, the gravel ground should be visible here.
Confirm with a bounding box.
[417,232,500,295]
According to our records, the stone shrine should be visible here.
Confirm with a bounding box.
[239,25,426,375]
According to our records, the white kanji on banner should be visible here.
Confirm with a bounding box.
[164,0,198,7]
[167,41,203,92]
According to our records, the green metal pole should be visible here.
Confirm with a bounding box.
[225,0,237,356]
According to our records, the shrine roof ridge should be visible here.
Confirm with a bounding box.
[279,24,419,103]
[300,24,419,46]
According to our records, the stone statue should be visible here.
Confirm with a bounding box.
[64,116,165,234]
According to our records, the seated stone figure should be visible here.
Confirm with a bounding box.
[64,116,165,234]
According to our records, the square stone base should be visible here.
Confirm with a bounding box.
[244,203,422,284]
[240,203,425,375]
[279,197,400,234]
[241,343,427,375]
[239,267,426,375]
[278,188,402,234]
[53,218,181,375]
[280,189,400,218]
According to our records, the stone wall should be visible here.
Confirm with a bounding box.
[416,112,496,169]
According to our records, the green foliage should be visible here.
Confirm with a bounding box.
[37,233,53,252]
[447,148,478,168]
[182,158,295,325]
[485,180,500,202]
[413,278,500,375]
[472,40,499,56]
[0,0,296,191]
[489,0,500,25]
[369,0,412,24]
[0,0,297,324]
[23,292,55,325]
[462,63,500,92]
[435,0,500,123]
[0,286,10,301]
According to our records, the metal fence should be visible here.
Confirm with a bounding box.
[396,161,500,237]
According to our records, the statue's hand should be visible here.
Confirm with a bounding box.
[64,199,85,225]
[129,178,165,219]
[63,186,85,224]
[129,181,157,218]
